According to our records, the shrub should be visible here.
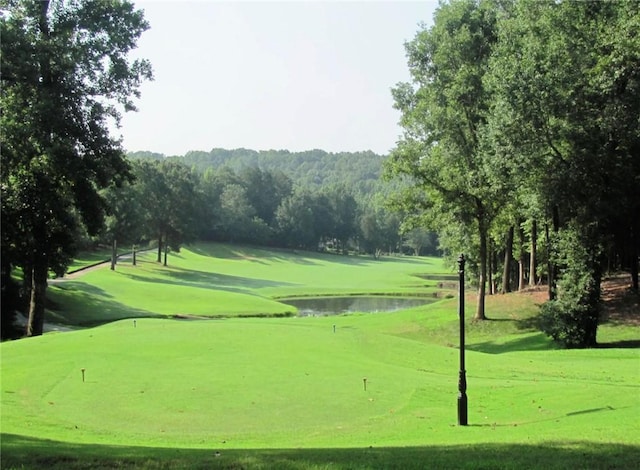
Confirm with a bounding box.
[539,223,602,348]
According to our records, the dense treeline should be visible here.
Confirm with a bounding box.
[100,158,410,257]
[387,0,639,347]
[128,148,387,197]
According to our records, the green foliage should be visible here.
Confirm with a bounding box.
[389,0,640,341]
[539,223,602,348]
[1,0,152,335]
[128,148,387,198]
[387,0,503,319]
[539,300,598,350]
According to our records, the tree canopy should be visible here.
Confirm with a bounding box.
[386,0,640,347]
[1,0,152,336]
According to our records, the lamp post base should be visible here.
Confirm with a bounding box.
[458,393,468,426]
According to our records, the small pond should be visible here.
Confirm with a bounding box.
[282,296,436,317]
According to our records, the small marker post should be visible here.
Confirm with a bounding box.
[363,377,367,391]
[81,368,86,383]
[133,320,137,328]
[333,324,336,333]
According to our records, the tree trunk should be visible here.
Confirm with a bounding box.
[631,249,639,291]
[157,235,162,263]
[530,219,537,286]
[546,206,560,300]
[163,242,168,266]
[492,248,498,294]
[26,260,48,337]
[501,226,514,294]
[475,220,488,320]
[488,238,494,295]
[545,223,554,300]
[517,224,526,291]
[132,245,137,266]
[584,268,602,348]
[110,238,117,271]
[630,227,639,291]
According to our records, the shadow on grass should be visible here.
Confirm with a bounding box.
[47,283,158,326]
[117,266,299,292]
[188,243,434,267]
[597,339,640,349]
[1,434,638,470]
[467,332,555,354]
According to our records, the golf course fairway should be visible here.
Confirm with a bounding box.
[1,243,638,469]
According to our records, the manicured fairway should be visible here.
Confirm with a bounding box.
[46,243,450,325]
[1,244,639,469]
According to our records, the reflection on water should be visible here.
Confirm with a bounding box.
[282,296,435,317]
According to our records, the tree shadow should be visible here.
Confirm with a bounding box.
[47,283,159,326]
[187,243,435,267]
[596,339,640,349]
[116,266,299,292]
[467,332,556,354]
[1,434,638,470]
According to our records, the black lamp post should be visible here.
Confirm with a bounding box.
[457,253,468,426]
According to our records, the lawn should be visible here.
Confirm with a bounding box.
[46,243,450,325]
[1,243,638,469]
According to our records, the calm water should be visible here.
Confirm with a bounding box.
[282,296,435,317]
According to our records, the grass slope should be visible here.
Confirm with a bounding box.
[2,243,639,469]
[46,243,448,325]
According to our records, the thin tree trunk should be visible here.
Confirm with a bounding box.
[157,234,162,263]
[488,238,494,295]
[629,226,639,291]
[547,205,560,300]
[26,260,48,337]
[475,218,488,320]
[545,223,554,300]
[530,219,537,286]
[517,224,526,291]
[110,238,117,271]
[501,226,514,294]
[163,242,168,266]
[492,248,498,294]
[631,247,639,291]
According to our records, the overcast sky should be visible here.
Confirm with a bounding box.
[117,1,437,156]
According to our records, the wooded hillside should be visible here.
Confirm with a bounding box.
[127,148,387,197]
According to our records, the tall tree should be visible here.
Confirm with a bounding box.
[134,160,198,264]
[386,0,501,319]
[275,189,320,250]
[1,0,152,336]
[326,186,358,254]
[486,0,640,346]
[101,180,143,270]
[239,167,292,226]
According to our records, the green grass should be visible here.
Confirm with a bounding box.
[1,243,639,469]
[64,248,113,273]
[46,243,449,325]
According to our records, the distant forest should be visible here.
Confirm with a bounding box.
[127,148,387,197]
[121,148,435,261]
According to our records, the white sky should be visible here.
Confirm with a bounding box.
[117,1,437,156]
